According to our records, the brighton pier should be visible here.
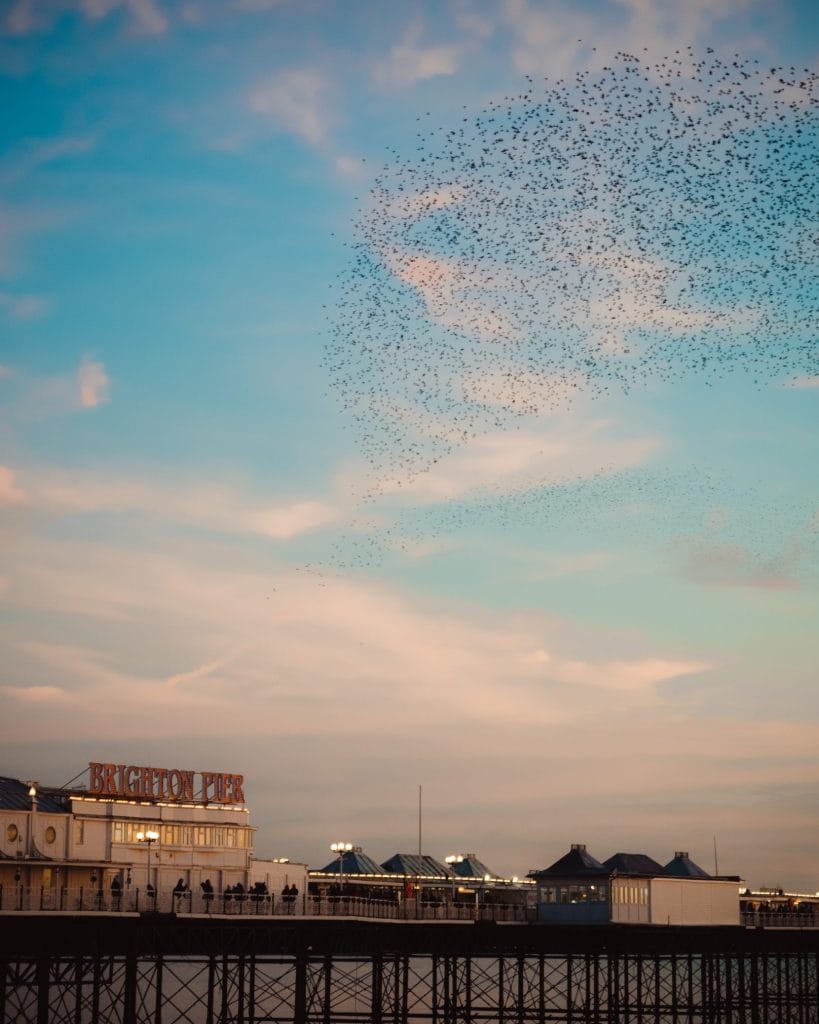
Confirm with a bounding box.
[2,765,818,1021]
[2,914,818,1023]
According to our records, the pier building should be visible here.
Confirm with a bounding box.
[531,843,742,925]
[0,763,306,912]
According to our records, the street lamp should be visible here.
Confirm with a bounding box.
[445,855,464,904]
[330,842,352,888]
[136,830,159,895]
[27,782,37,857]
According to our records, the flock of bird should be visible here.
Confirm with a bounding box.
[318,48,818,580]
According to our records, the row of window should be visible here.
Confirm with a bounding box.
[111,821,250,849]
[539,884,609,904]
[6,823,57,845]
[539,882,651,906]
[612,883,649,905]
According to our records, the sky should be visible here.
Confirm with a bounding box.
[1,0,817,890]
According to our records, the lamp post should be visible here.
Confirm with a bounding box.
[26,782,37,856]
[136,830,159,899]
[330,842,352,888]
[445,855,464,908]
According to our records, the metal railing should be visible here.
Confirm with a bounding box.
[741,910,819,928]
[9,888,813,926]
[0,885,530,921]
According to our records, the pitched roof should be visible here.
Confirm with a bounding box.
[381,853,451,878]
[448,853,496,879]
[0,777,72,814]
[604,852,665,876]
[318,849,387,875]
[531,844,609,878]
[663,851,711,879]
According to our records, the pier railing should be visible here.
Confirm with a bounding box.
[2,883,819,927]
[0,884,531,921]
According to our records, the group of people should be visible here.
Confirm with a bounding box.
[105,873,301,913]
[281,883,299,913]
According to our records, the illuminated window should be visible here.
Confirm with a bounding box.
[45,826,56,844]
[547,883,609,904]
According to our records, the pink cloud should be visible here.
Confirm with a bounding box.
[17,463,343,541]
[373,25,460,88]
[0,465,25,506]
[373,419,660,502]
[77,357,110,408]
[0,684,66,703]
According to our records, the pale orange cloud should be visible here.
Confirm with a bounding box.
[17,465,343,541]
[0,465,25,506]
[77,357,110,408]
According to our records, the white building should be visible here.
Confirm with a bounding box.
[0,762,306,913]
[531,844,740,926]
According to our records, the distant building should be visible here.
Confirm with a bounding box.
[0,763,306,912]
[530,844,741,925]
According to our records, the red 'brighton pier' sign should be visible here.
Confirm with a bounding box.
[87,762,245,805]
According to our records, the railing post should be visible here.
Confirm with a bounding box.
[294,952,308,1024]
[371,954,383,1024]
[122,953,138,1024]
[36,956,50,1024]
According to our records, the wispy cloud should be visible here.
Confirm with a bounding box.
[77,357,110,408]
[371,419,661,503]
[248,67,331,146]
[0,357,111,417]
[0,204,69,276]
[373,24,460,88]
[674,537,807,591]
[164,653,238,689]
[0,291,49,319]
[501,0,592,77]
[2,528,817,886]
[0,684,67,703]
[11,462,342,541]
[81,0,168,35]
[0,135,95,187]
[232,0,283,9]
[0,534,716,744]
[555,656,710,692]
[0,466,26,506]
[502,0,755,77]
[3,0,169,36]
[2,0,51,36]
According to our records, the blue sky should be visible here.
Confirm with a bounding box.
[1,0,818,889]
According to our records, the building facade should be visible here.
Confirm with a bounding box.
[0,763,306,913]
[531,844,740,926]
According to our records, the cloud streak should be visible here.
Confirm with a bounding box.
[373,24,460,88]
[248,67,331,146]
[8,462,343,542]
